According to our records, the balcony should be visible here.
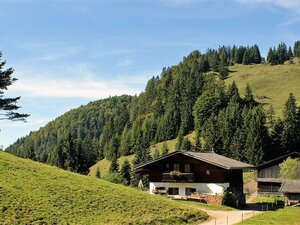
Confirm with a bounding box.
[162,172,195,183]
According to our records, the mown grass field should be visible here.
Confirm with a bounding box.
[0,151,208,225]
[227,61,300,117]
[235,207,300,225]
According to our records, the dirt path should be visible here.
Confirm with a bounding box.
[198,208,263,225]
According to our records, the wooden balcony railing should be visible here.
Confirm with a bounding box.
[162,172,195,183]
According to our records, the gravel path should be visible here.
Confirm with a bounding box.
[198,208,263,225]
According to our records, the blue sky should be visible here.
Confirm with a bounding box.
[1,0,300,148]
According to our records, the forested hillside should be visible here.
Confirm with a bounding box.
[6,41,300,176]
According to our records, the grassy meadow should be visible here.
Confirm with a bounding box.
[226,61,300,117]
[0,151,208,225]
[235,207,300,225]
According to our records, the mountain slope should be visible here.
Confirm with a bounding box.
[0,151,207,225]
[226,61,300,117]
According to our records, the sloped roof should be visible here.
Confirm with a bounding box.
[256,152,300,169]
[134,150,254,171]
[279,180,300,193]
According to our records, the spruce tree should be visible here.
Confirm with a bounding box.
[293,40,300,58]
[0,52,29,121]
[95,167,101,179]
[244,84,255,107]
[194,131,201,151]
[267,47,275,64]
[242,49,250,65]
[281,93,300,153]
[109,156,119,173]
[120,159,131,185]
[161,142,169,155]
[153,147,160,159]
[175,129,184,151]
[181,137,193,150]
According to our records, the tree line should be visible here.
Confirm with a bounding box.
[5,41,300,177]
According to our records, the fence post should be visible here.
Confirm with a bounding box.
[242,213,244,223]
[227,216,228,225]
[267,203,269,211]
[215,218,216,225]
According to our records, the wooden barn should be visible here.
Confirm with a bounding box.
[279,180,300,206]
[256,152,300,194]
[134,150,253,205]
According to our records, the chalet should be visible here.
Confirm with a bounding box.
[279,180,300,206]
[134,151,253,205]
[256,152,300,194]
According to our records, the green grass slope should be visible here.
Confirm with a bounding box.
[227,61,300,117]
[0,151,208,225]
[235,207,300,225]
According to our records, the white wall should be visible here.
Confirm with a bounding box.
[150,182,229,196]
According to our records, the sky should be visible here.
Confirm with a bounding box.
[1,0,300,148]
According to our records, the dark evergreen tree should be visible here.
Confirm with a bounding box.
[153,147,160,159]
[175,129,184,151]
[109,156,119,173]
[0,52,29,121]
[27,145,36,160]
[161,142,169,155]
[276,42,287,64]
[287,46,293,60]
[120,159,131,185]
[194,131,201,151]
[281,93,300,153]
[244,84,255,107]
[95,167,101,179]
[242,49,250,65]
[293,40,300,58]
[267,47,278,64]
[181,137,193,150]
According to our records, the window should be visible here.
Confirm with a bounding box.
[184,164,190,173]
[173,164,180,171]
[168,187,179,195]
[185,188,196,196]
[165,163,170,172]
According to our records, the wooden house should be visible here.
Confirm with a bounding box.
[256,152,300,194]
[134,151,253,205]
[279,180,300,206]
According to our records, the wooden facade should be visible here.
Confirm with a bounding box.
[134,151,253,205]
[256,152,300,194]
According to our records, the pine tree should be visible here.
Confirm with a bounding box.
[27,145,36,160]
[95,167,101,179]
[109,156,119,173]
[281,93,300,153]
[153,147,160,159]
[276,42,287,64]
[267,47,275,64]
[0,52,29,121]
[287,46,293,60]
[293,40,300,58]
[120,159,131,185]
[161,142,169,155]
[244,84,255,107]
[194,131,201,151]
[175,129,184,151]
[181,137,193,150]
[242,49,250,65]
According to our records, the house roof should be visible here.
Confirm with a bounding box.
[279,180,300,194]
[256,152,300,169]
[134,150,254,171]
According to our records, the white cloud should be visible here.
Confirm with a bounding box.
[9,76,143,99]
